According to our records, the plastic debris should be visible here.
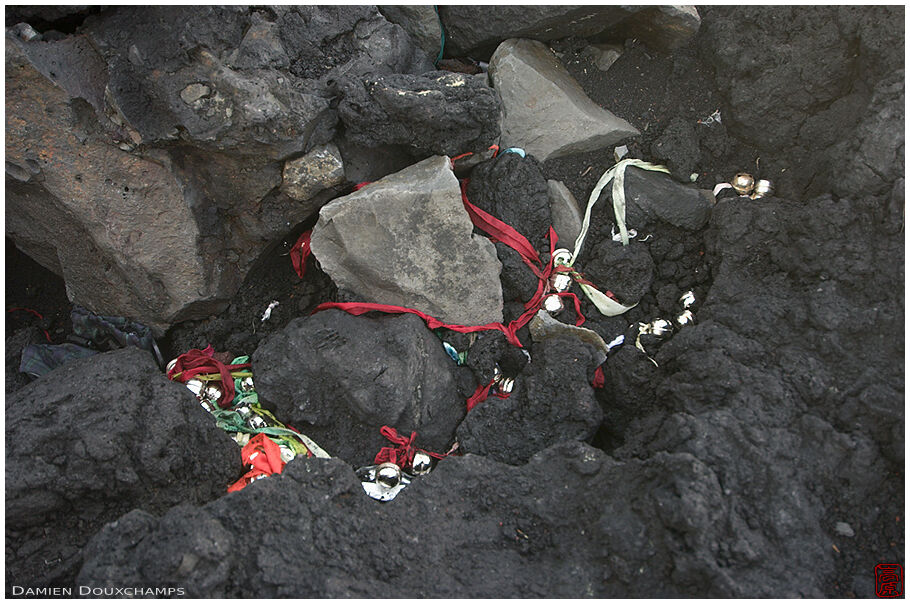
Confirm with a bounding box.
[606,334,625,349]
[261,300,280,322]
[697,109,722,126]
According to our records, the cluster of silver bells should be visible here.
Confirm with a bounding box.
[492,364,515,395]
[635,291,697,364]
[713,173,773,200]
[357,452,436,502]
[543,248,574,314]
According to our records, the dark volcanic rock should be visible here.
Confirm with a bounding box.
[338,70,501,156]
[79,440,753,598]
[582,238,655,307]
[465,153,552,311]
[651,116,702,181]
[5,347,238,591]
[458,336,602,464]
[439,5,700,59]
[253,310,470,465]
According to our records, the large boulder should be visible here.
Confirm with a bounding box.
[489,39,639,162]
[253,310,469,465]
[439,5,700,59]
[310,155,504,326]
[379,6,442,58]
[337,70,502,156]
[4,6,432,333]
[5,347,238,591]
[457,336,603,464]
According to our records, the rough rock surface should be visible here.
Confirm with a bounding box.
[5,347,239,592]
[465,153,551,312]
[311,155,504,326]
[529,309,609,366]
[379,6,442,58]
[280,143,346,202]
[458,336,602,464]
[580,238,655,308]
[651,116,702,181]
[338,70,502,156]
[439,5,700,59]
[4,6,431,332]
[547,179,584,246]
[253,310,470,466]
[489,39,639,162]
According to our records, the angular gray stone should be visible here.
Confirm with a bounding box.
[834,522,855,538]
[439,6,700,59]
[547,179,584,246]
[281,143,346,202]
[310,156,504,326]
[379,6,442,57]
[489,39,639,162]
[529,310,609,367]
[581,43,623,71]
[253,310,469,465]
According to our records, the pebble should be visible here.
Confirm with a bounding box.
[834,522,855,537]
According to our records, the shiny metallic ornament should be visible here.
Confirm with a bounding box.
[678,290,696,309]
[166,358,178,374]
[650,318,674,338]
[550,273,572,293]
[204,383,224,404]
[240,376,255,392]
[731,173,755,195]
[278,444,296,464]
[543,293,564,313]
[376,462,402,489]
[751,179,773,199]
[185,379,204,398]
[675,309,695,327]
[410,451,434,475]
[498,377,515,394]
[551,248,572,267]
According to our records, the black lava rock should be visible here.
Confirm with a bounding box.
[253,310,470,465]
[338,70,501,157]
[650,116,702,182]
[5,347,239,592]
[582,238,655,308]
[457,336,602,464]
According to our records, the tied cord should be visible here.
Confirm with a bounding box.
[374,425,446,468]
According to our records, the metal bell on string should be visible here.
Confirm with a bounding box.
[410,451,434,475]
[751,179,774,199]
[240,376,255,392]
[731,172,755,195]
[649,318,674,338]
[678,290,696,309]
[376,462,402,489]
[675,309,695,327]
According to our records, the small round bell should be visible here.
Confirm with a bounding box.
[751,179,773,199]
[240,376,255,392]
[498,377,515,394]
[550,273,572,293]
[543,293,564,313]
[410,451,434,475]
[376,463,402,488]
[166,358,178,374]
[731,173,755,195]
[678,290,696,309]
[675,309,695,327]
[551,248,572,267]
[650,319,674,338]
[204,383,223,404]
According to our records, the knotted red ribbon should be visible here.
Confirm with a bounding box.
[227,433,286,493]
[290,231,312,279]
[373,425,446,468]
[166,345,251,408]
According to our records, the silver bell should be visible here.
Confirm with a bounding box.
[498,377,515,394]
[551,248,572,267]
[650,319,674,338]
[550,273,572,293]
[751,179,773,199]
[204,383,224,404]
[240,376,255,392]
[185,379,204,398]
[678,290,696,309]
[543,293,564,313]
[675,309,695,327]
[731,172,755,195]
[410,452,434,475]
[166,358,178,374]
[375,463,402,489]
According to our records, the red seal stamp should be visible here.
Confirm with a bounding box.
[875,563,904,598]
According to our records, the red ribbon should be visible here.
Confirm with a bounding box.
[7,307,52,342]
[592,366,605,389]
[373,425,446,468]
[465,377,511,412]
[290,231,312,279]
[166,345,251,409]
[227,433,286,493]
